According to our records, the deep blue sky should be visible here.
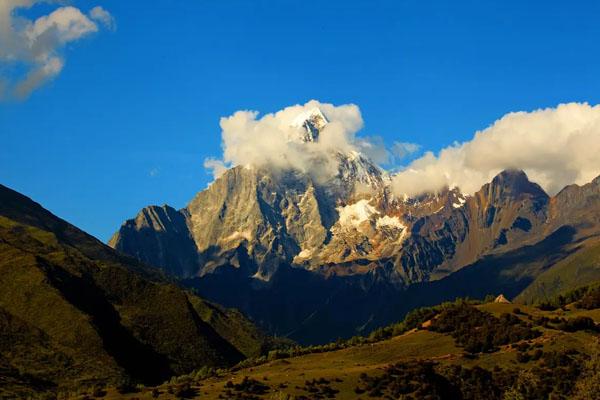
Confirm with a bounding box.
[2,0,600,241]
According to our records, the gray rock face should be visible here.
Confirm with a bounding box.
[187,167,330,280]
[109,205,198,277]
[111,164,600,287]
[445,170,550,268]
[550,175,600,228]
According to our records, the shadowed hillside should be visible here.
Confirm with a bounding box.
[0,184,275,398]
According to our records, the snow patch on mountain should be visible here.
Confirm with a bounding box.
[222,230,253,243]
[452,196,467,208]
[337,199,379,228]
[291,107,329,142]
[293,248,314,264]
[376,215,409,244]
[376,215,405,229]
[291,107,328,129]
[334,151,388,195]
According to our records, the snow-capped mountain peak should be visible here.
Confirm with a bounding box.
[289,108,386,193]
[291,107,328,142]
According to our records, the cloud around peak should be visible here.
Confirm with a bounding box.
[205,100,386,183]
[206,101,600,198]
[0,1,114,99]
[391,102,600,197]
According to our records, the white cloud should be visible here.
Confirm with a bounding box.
[356,135,391,165]
[203,158,228,179]
[205,101,600,197]
[28,6,98,42]
[205,100,385,183]
[391,141,420,159]
[391,102,600,197]
[149,167,160,178]
[0,1,114,99]
[14,55,63,98]
[90,6,116,31]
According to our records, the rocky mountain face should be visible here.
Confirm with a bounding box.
[108,205,198,277]
[110,109,394,281]
[109,108,600,343]
[550,175,600,228]
[0,184,274,396]
[393,169,551,281]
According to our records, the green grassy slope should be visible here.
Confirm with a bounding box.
[97,301,600,400]
[0,184,271,397]
[516,236,600,303]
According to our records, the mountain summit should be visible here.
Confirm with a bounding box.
[291,107,328,142]
[111,107,390,280]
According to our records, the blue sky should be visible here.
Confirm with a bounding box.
[1,0,600,241]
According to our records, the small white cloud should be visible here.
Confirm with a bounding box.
[391,141,420,159]
[89,6,116,31]
[28,6,98,42]
[356,135,391,165]
[149,167,160,178]
[0,1,114,99]
[203,158,228,179]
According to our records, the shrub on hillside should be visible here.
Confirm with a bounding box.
[219,376,270,399]
[537,284,599,311]
[556,316,598,332]
[428,304,540,353]
[115,380,138,395]
[354,350,586,400]
[576,286,600,310]
[354,361,457,398]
